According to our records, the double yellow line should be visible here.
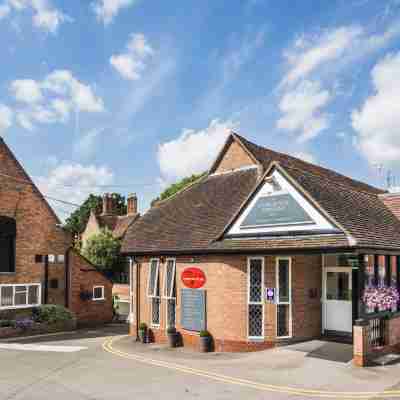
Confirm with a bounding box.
[103,336,400,399]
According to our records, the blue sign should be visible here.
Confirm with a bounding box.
[265,287,275,302]
[181,289,206,332]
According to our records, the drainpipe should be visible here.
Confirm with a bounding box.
[44,255,49,304]
[129,257,140,340]
[64,249,70,308]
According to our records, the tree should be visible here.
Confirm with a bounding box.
[64,193,127,235]
[151,173,206,206]
[82,228,121,271]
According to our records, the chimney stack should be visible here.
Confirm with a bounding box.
[102,193,116,216]
[127,193,138,216]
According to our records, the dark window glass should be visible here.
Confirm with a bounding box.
[278,259,290,303]
[0,235,14,273]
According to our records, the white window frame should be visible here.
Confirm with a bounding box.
[276,257,292,339]
[247,256,265,340]
[92,286,105,301]
[148,258,161,328]
[0,283,41,310]
[163,258,176,329]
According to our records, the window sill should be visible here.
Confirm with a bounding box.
[0,272,16,275]
[247,337,265,342]
[151,324,160,329]
[92,298,105,301]
[0,304,40,310]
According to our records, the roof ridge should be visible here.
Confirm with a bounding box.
[232,131,383,195]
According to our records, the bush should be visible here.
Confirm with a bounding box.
[199,330,210,337]
[139,322,147,331]
[0,320,15,328]
[32,305,74,324]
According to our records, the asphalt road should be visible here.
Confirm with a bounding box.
[1,325,400,400]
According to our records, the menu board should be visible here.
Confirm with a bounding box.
[180,289,206,332]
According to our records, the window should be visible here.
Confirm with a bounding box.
[276,258,292,338]
[0,284,41,309]
[93,286,105,300]
[0,217,16,274]
[148,259,160,327]
[163,259,176,328]
[56,254,65,263]
[50,279,59,289]
[248,257,264,339]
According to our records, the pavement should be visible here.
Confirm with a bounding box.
[1,325,400,399]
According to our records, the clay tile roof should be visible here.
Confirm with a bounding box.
[122,133,400,255]
[98,214,140,239]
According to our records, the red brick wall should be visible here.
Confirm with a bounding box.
[68,249,113,325]
[0,138,70,304]
[214,141,257,174]
[131,254,322,352]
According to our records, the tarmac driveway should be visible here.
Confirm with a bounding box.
[2,325,400,400]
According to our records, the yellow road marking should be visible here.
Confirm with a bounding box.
[102,335,400,399]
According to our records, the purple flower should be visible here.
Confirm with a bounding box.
[15,318,34,330]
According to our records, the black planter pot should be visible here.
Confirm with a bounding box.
[167,333,179,348]
[199,336,212,352]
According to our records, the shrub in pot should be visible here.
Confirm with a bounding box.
[166,327,179,348]
[138,322,147,343]
[199,330,212,353]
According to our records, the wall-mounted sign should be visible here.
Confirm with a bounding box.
[181,289,206,331]
[265,287,275,302]
[181,268,206,289]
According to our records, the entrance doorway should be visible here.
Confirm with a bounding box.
[323,267,353,334]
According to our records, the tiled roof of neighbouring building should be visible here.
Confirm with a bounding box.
[122,133,400,255]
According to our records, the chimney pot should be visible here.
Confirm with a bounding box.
[127,193,138,215]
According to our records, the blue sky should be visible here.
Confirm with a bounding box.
[1,0,400,218]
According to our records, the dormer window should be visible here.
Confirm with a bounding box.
[0,217,16,274]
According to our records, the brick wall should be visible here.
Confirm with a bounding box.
[131,253,322,352]
[214,140,257,174]
[68,249,113,326]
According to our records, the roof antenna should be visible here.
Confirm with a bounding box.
[372,163,385,188]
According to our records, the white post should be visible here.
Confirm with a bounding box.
[129,257,135,324]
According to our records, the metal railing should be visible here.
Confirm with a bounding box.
[368,317,387,349]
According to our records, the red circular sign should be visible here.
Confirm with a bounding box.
[181,268,206,289]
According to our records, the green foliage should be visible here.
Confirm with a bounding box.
[151,173,205,206]
[139,322,148,331]
[0,320,14,328]
[32,305,73,324]
[199,330,210,337]
[82,228,121,270]
[64,193,127,235]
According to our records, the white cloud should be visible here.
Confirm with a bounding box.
[74,127,104,159]
[36,163,114,215]
[92,0,137,25]
[293,151,317,164]
[158,119,236,181]
[0,104,13,133]
[277,80,331,143]
[10,79,43,103]
[11,69,104,131]
[282,26,363,87]
[110,33,154,80]
[281,22,400,87]
[0,0,70,33]
[352,51,400,165]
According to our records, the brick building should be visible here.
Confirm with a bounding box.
[122,133,400,353]
[81,193,140,319]
[0,137,113,326]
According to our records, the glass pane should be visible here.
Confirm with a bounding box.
[165,260,175,298]
[0,286,13,306]
[248,304,263,337]
[93,287,103,299]
[378,255,386,286]
[249,259,262,302]
[28,286,39,305]
[148,260,158,296]
[151,297,160,325]
[277,304,290,337]
[15,286,27,306]
[167,298,176,328]
[0,236,13,273]
[326,272,350,300]
[278,259,289,303]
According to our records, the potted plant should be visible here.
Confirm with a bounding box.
[166,326,179,348]
[138,322,148,343]
[199,330,212,353]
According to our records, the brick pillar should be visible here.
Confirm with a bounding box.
[129,259,138,339]
[353,319,370,367]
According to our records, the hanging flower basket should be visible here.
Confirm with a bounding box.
[362,285,399,312]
